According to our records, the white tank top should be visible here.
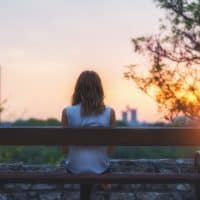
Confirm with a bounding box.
[65,104,111,174]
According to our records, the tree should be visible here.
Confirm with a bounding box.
[0,103,3,113]
[125,0,200,121]
[0,99,6,124]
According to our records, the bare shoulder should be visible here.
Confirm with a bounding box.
[61,107,68,127]
[110,107,115,116]
[109,107,116,128]
[62,108,67,117]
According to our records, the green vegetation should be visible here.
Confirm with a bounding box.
[13,118,61,127]
[0,146,64,165]
[115,120,128,127]
[0,146,198,165]
[114,146,200,159]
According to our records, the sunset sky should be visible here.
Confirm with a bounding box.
[1,0,165,122]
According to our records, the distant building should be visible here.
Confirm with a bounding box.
[129,108,138,127]
[121,106,168,127]
[130,109,137,122]
[121,107,138,127]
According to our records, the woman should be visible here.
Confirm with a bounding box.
[61,70,115,200]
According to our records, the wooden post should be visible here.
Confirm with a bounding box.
[194,151,200,200]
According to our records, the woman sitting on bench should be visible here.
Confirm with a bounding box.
[61,70,116,200]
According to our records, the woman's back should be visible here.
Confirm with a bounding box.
[65,103,111,174]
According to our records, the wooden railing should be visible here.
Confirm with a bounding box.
[0,128,200,199]
[0,127,200,145]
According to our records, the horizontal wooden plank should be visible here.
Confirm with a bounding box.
[0,171,199,184]
[0,128,200,146]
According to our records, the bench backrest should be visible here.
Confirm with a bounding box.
[0,127,200,146]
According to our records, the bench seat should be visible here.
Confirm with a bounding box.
[0,171,200,184]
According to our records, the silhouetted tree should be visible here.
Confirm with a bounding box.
[0,103,3,113]
[125,0,200,121]
[0,99,6,122]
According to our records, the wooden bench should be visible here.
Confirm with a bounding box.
[0,128,200,198]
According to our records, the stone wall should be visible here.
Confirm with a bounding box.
[0,159,197,200]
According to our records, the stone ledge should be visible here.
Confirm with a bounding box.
[0,159,196,200]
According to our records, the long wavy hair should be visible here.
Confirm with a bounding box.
[72,70,105,116]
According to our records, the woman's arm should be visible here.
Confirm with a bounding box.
[109,108,116,128]
[107,108,116,155]
[61,108,68,154]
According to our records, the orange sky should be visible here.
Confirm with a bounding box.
[2,62,163,122]
[1,0,165,122]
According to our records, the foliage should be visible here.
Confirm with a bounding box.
[0,146,64,165]
[13,118,61,127]
[124,0,200,121]
[115,120,128,127]
[0,146,197,164]
[114,146,200,159]
[0,99,7,114]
